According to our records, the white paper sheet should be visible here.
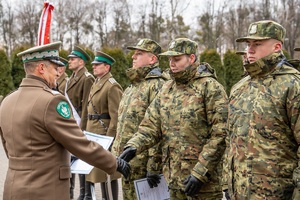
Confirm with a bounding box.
[70,131,114,174]
[134,174,170,200]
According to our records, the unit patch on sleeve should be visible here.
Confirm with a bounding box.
[56,101,71,118]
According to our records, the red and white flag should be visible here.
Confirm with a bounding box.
[37,1,54,45]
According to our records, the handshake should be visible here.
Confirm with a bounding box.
[116,146,137,179]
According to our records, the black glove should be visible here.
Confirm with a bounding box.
[146,172,161,188]
[116,157,131,179]
[183,175,204,196]
[119,147,137,162]
[223,189,230,200]
[70,155,78,164]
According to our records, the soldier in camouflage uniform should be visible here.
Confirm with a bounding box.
[223,20,300,199]
[111,38,168,200]
[119,38,228,199]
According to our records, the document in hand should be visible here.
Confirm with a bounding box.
[134,174,170,200]
[70,131,114,174]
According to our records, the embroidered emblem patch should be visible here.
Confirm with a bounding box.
[249,24,257,34]
[169,41,176,49]
[56,101,71,118]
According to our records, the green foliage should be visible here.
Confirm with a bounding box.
[11,45,29,89]
[0,49,14,96]
[159,56,169,71]
[200,49,225,86]
[59,49,72,76]
[223,50,245,95]
[282,49,291,60]
[101,47,130,90]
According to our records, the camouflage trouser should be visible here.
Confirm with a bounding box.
[121,168,147,200]
[169,189,223,200]
[122,178,138,200]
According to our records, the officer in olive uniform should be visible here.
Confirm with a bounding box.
[83,51,123,200]
[56,57,69,94]
[112,39,169,200]
[66,46,95,200]
[0,42,130,200]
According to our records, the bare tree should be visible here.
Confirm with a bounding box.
[224,1,251,50]
[16,0,40,46]
[52,0,69,48]
[148,0,165,43]
[64,0,93,47]
[166,0,191,39]
[94,0,109,47]
[0,0,16,57]
[280,0,300,57]
[110,0,131,47]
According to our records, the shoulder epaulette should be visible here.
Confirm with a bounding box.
[109,78,117,84]
[44,87,61,95]
[85,71,93,77]
[50,90,61,95]
[149,67,162,76]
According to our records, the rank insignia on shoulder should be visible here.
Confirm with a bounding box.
[51,90,61,95]
[56,101,71,118]
[85,71,92,77]
[109,78,117,84]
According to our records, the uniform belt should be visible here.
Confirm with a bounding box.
[88,113,110,120]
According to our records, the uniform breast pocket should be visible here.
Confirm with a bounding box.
[59,166,71,180]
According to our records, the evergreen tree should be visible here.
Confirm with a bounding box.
[59,49,72,76]
[200,49,225,86]
[11,45,28,89]
[159,56,169,72]
[223,50,244,95]
[282,49,291,60]
[0,48,14,96]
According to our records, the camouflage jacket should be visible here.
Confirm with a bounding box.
[112,63,168,176]
[126,62,228,192]
[224,52,300,199]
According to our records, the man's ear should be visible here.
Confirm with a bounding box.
[190,54,197,63]
[274,42,282,52]
[149,54,158,65]
[36,62,46,74]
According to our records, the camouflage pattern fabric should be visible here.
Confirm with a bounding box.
[127,38,162,56]
[287,59,300,72]
[111,63,168,200]
[224,51,300,199]
[169,189,223,200]
[236,20,286,43]
[159,38,198,56]
[125,62,228,197]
